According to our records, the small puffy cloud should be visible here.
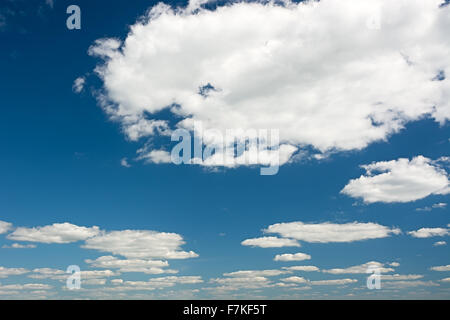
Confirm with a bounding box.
[89,0,450,168]
[0,267,29,278]
[322,261,394,274]
[7,223,100,244]
[433,241,447,246]
[389,262,400,267]
[0,221,12,234]
[241,236,300,248]
[430,265,450,271]
[72,77,85,93]
[274,253,311,262]
[408,227,449,238]
[264,221,400,243]
[441,277,450,283]
[281,276,308,284]
[120,158,131,168]
[82,230,198,260]
[85,256,177,275]
[138,150,172,164]
[282,266,320,272]
[416,202,447,212]
[341,156,449,203]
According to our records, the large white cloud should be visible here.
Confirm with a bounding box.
[341,156,450,203]
[82,230,199,260]
[89,0,450,167]
[7,223,101,244]
[264,221,401,243]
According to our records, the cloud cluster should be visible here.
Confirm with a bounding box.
[89,0,450,167]
[408,227,449,238]
[341,156,450,203]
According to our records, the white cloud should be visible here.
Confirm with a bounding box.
[113,276,203,291]
[223,270,289,278]
[82,230,198,260]
[120,157,131,167]
[416,202,447,211]
[0,266,29,278]
[85,256,177,274]
[322,261,394,274]
[264,221,401,243]
[441,277,450,283]
[389,262,400,267]
[0,283,52,291]
[382,280,439,288]
[2,243,37,249]
[241,236,300,248]
[309,279,358,286]
[433,241,447,246]
[341,156,450,203]
[381,274,424,281]
[7,223,101,244]
[0,221,12,234]
[408,227,449,238]
[281,276,308,284]
[72,77,85,93]
[282,266,320,272]
[430,264,450,271]
[89,0,450,167]
[274,253,311,262]
[137,149,172,164]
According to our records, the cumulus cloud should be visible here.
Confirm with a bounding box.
[89,0,450,168]
[0,221,12,234]
[433,241,447,246]
[341,156,450,203]
[281,276,308,284]
[381,274,424,281]
[82,230,198,260]
[282,266,320,272]
[309,279,358,286]
[430,264,450,271]
[274,253,311,262]
[111,276,203,291]
[7,223,100,244]
[0,266,29,278]
[322,261,394,274]
[120,157,131,167]
[241,236,300,248]
[408,227,449,238]
[264,221,401,243]
[85,256,177,274]
[223,270,289,278]
[72,77,85,93]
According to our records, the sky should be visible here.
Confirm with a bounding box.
[0,0,449,299]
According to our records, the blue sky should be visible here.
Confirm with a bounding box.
[0,0,449,299]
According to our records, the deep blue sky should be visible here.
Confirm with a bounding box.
[0,0,449,299]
